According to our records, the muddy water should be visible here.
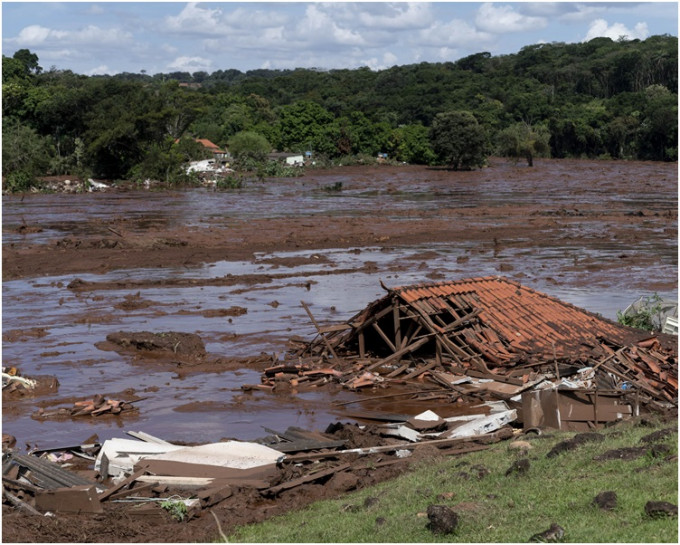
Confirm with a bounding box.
[2,160,677,450]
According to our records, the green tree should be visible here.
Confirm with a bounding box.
[430,111,487,170]
[2,117,53,191]
[228,131,271,163]
[275,100,334,151]
[390,123,435,164]
[637,84,678,161]
[12,49,42,76]
[496,122,551,166]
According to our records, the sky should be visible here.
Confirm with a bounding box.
[1,1,678,76]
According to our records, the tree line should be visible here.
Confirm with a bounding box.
[2,35,677,191]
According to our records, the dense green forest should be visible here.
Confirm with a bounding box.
[2,35,677,190]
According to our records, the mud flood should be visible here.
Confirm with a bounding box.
[3,159,677,451]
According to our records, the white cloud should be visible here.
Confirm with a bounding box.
[87,5,105,16]
[87,64,110,75]
[418,19,493,48]
[583,19,649,41]
[10,24,132,48]
[437,47,459,61]
[164,2,224,35]
[294,4,366,47]
[13,24,51,45]
[354,2,434,30]
[161,43,178,55]
[167,55,213,72]
[382,51,398,67]
[475,3,548,33]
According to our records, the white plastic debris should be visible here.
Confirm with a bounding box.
[144,441,284,469]
[95,437,284,479]
[87,178,109,191]
[381,425,421,443]
[413,410,442,421]
[444,409,517,439]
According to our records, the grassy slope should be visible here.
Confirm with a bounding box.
[228,417,678,543]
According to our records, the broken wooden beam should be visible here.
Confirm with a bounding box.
[301,301,339,359]
[364,337,429,372]
[264,463,350,496]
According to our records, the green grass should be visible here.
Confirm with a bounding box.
[226,418,678,543]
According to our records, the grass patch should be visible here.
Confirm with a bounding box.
[227,418,677,542]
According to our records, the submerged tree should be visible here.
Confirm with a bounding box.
[429,110,487,170]
[496,122,551,166]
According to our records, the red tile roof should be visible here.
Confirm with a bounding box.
[388,276,630,357]
[195,138,223,152]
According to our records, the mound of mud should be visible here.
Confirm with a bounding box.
[105,331,206,357]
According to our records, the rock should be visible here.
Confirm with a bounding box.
[426,504,459,535]
[509,440,533,451]
[648,443,671,458]
[594,447,647,461]
[547,433,604,458]
[505,458,530,477]
[593,491,617,510]
[640,428,677,443]
[2,434,17,450]
[437,492,456,501]
[571,432,605,445]
[645,501,678,518]
[528,523,565,542]
[363,496,379,508]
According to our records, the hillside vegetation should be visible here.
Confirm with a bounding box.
[2,35,677,189]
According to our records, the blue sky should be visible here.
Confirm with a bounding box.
[2,2,678,75]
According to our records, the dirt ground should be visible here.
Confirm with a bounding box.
[2,159,678,542]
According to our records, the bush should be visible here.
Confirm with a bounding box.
[3,170,35,192]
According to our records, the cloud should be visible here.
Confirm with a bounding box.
[293,4,366,47]
[418,19,493,48]
[9,24,132,48]
[164,2,224,35]
[382,51,398,66]
[87,5,105,15]
[13,24,51,45]
[87,64,110,75]
[475,3,548,33]
[583,19,649,41]
[353,2,434,30]
[167,55,213,72]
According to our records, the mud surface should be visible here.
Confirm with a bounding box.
[2,159,678,542]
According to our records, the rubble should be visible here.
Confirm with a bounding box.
[32,395,136,420]
[2,277,676,531]
[277,278,677,430]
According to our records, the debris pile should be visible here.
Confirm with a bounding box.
[2,367,37,395]
[2,421,513,520]
[274,277,677,427]
[32,395,137,420]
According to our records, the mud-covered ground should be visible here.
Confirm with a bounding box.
[2,159,678,542]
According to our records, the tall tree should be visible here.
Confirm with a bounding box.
[496,122,551,166]
[430,111,487,170]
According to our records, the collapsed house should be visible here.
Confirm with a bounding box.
[279,277,678,430]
